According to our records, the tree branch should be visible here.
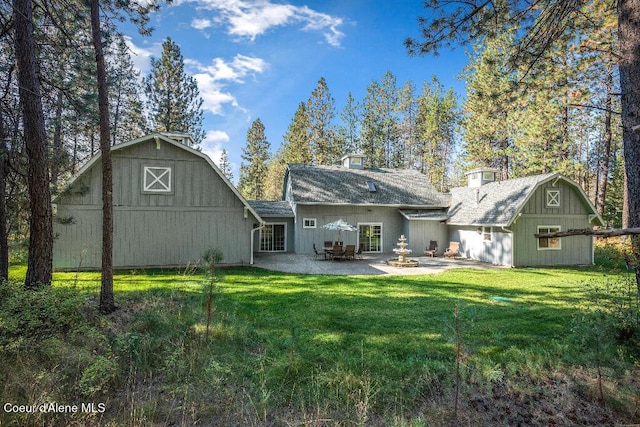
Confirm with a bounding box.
[534,228,640,238]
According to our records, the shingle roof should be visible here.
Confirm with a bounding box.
[447,173,558,226]
[399,209,450,221]
[247,200,294,217]
[286,164,450,207]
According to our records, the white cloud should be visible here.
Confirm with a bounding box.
[185,0,345,46]
[123,36,161,75]
[191,18,213,30]
[190,55,267,115]
[201,130,231,168]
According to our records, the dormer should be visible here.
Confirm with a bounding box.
[465,167,499,187]
[341,154,366,170]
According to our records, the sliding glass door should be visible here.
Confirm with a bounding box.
[358,223,382,252]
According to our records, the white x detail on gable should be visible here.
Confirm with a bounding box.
[546,189,560,207]
[144,166,172,192]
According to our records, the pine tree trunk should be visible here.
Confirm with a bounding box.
[14,0,53,288]
[596,66,614,218]
[90,0,116,313]
[618,0,640,293]
[50,91,64,188]
[0,118,8,281]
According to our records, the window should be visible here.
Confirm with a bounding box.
[366,181,377,192]
[537,226,561,250]
[351,157,362,165]
[546,189,560,208]
[143,166,172,193]
[483,226,492,242]
[303,218,316,228]
[482,171,494,181]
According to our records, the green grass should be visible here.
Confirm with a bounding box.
[1,264,639,426]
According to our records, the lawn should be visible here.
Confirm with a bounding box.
[1,264,638,426]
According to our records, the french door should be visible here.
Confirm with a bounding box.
[358,223,382,252]
[260,224,286,252]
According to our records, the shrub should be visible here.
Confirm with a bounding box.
[0,282,86,344]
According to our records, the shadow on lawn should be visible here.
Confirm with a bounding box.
[216,268,589,364]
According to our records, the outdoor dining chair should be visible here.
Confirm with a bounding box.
[313,243,326,260]
[344,245,355,260]
[332,244,344,260]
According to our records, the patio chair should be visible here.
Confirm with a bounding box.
[324,241,333,249]
[313,243,326,260]
[356,243,364,259]
[443,242,460,258]
[424,240,438,257]
[332,244,344,260]
[344,244,355,260]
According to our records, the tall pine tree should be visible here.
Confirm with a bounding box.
[143,38,205,144]
[239,118,270,200]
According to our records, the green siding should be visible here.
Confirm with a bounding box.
[512,182,594,266]
[53,138,255,268]
[293,205,404,253]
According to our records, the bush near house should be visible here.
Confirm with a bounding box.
[0,260,638,426]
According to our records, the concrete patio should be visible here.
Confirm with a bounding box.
[251,252,505,276]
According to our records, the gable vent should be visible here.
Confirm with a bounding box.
[366,181,377,192]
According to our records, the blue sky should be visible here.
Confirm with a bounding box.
[120,0,469,182]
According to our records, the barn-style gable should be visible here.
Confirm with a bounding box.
[53,133,262,269]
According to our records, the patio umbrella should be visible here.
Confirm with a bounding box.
[322,219,357,243]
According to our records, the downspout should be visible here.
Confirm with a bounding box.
[250,223,265,265]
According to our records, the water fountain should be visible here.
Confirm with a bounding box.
[388,234,418,267]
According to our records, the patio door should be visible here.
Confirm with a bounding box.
[260,224,286,252]
[358,223,382,252]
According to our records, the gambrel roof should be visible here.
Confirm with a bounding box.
[447,173,603,226]
[54,132,263,223]
[285,164,450,208]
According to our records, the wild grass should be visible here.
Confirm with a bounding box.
[1,255,639,425]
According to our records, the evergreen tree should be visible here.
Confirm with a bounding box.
[361,80,386,168]
[282,102,313,164]
[143,38,205,144]
[218,149,233,182]
[13,0,53,288]
[109,35,146,145]
[264,147,287,201]
[462,32,516,178]
[397,81,418,169]
[306,77,336,165]
[360,71,400,168]
[416,76,459,191]
[337,91,361,156]
[238,118,270,200]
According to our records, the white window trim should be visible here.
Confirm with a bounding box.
[537,225,561,250]
[482,171,494,181]
[351,157,362,165]
[303,218,317,229]
[546,189,560,208]
[482,226,492,242]
[143,166,172,193]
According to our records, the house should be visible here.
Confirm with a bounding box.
[53,133,263,269]
[53,135,603,269]
[447,167,603,266]
[250,154,451,256]
[250,158,603,267]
